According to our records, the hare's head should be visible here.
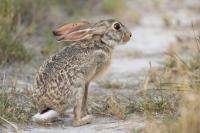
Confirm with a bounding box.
[53,19,132,47]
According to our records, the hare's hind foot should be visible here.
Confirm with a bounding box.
[72,115,93,127]
[81,107,89,117]
[32,109,59,123]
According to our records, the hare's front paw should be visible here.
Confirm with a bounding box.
[72,115,93,127]
[82,106,89,117]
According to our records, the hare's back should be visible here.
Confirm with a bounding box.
[38,44,87,79]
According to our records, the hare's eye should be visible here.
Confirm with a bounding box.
[113,23,121,30]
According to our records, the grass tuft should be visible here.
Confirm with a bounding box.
[89,94,126,119]
[126,89,179,115]
[0,86,36,123]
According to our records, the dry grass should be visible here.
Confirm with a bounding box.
[126,89,179,116]
[0,87,36,123]
[144,93,200,133]
[0,74,36,124]
[142,31,200,133]
[89,94,127,119]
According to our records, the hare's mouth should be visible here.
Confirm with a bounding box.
[122,35,130,43]
[122,32,132,43]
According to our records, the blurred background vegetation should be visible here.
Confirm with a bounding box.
[0,0,129,64]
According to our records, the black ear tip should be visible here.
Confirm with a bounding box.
[52,30,59,36]
[52,30,57,36]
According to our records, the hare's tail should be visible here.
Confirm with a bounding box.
[32,108,59,123]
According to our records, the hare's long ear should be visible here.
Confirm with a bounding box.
[57,28,94,41]
[53,21,90,37]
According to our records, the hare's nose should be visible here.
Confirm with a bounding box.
[129,32,132,38]
[126,32,132,38]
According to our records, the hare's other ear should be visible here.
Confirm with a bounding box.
[57,28,94,41]
[53,21,90,37]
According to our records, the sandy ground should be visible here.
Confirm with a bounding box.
[18,114,144,133]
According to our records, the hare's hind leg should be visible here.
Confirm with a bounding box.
[81,82,90,116]
[72,80,93,126]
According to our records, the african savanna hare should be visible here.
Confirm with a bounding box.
[32,19,132,126]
